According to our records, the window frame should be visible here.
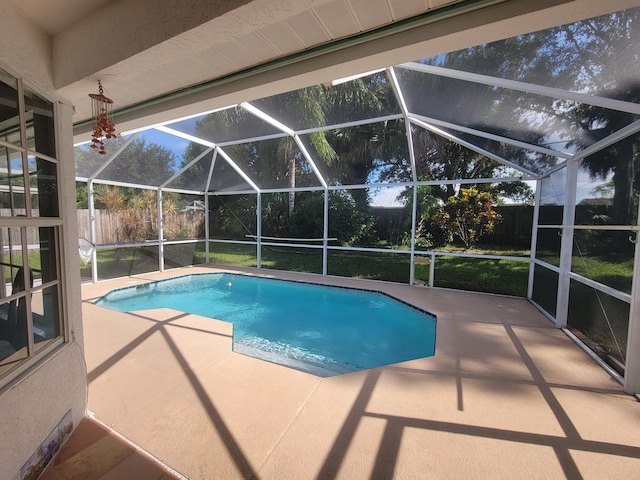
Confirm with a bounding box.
[0,66,66,385]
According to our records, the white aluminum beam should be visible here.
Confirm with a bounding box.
[159,147,214,189]
[400,62,640,116]
[573,119,640,163]
[205,150,218,194]
[410,117,539,177]
[293,134,328,189]
[528,179,542,299]
[387,67,419,184]
[157,189,164,272]
[215,132,290,147]
[554,158,579,328]
[295,114,404,136]
[240,102,294,135]
[155,125,217,149]
[216,147,260,192]
[625,204,640,393]
[411,112,573,161]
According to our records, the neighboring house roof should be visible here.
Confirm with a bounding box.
[370,189,406,209]
[181,200,205,211]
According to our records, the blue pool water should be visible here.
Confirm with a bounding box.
[95,273,437,376]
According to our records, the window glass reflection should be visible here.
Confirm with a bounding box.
[29,155,59,217]
[0,68,21,148]
[0,147,26,216]
[24,86,55,158]
[532,264,558,317]
[32,284,61,350]
[568,280,629,372]
[577,132,639,226]
[209,195,257,241]
[538,169,566,225]
[0,227,28,366]
[535,228,561,266]
[26,226,58,284]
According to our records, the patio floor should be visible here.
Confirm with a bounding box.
[77,265,640,479]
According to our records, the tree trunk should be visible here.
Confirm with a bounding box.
[288,156,296,217]
[611,138,634,226]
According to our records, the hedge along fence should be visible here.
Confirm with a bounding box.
[77,209,205,244]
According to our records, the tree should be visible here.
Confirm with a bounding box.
[395,49,553,203]
[255,87,335,215]
[432,188,502,247]
[430,10,640,225]
[75,136,177,187]
[555,10,640,226]
[324,74,408,210]
[94,184,126,211]
[183,95,335,216]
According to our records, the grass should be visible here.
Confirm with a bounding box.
[327,251,411,282]
[2,252,43,283]
[80,243,208,281]
[428,257,529,297]
[567,279,629,368]
[79,242,632,300]
[432,244,531,257]
[212,243,529,296]
[570,251,634,294]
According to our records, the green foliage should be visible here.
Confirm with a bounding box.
[95,184,126,211]
[76,182,88,209]
[432,188,503,247]
[328,191,375,245]
[75,136,177,186]
[209,195,257,240]
[402,185,441,248]
[288,193,325,239]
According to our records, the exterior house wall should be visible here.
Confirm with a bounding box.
[0,2,87,478]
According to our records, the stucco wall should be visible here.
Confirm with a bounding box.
[0,2,87,478]
[0,344,87,479]
[0,0,53,91]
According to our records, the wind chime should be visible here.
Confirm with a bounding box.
[89,80,116,154]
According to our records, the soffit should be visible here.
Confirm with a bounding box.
[10,0,113,36]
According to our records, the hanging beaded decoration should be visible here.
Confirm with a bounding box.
[89,80,116,154]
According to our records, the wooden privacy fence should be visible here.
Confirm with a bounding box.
[491,206,534,247]
[77,209,205,244]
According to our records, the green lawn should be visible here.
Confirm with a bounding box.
[427,257,529,297]
[80,242,633,301]
[209,243,530,296]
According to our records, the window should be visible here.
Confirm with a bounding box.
[0,66,63,378]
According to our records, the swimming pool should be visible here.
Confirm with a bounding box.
[95,273,437,376]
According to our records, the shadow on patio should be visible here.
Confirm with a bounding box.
[72,266,640,479]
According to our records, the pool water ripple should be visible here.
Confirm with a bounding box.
[95,273,437,376]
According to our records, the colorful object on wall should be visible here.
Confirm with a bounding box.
[89,80,116,154]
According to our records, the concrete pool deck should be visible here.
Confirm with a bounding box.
[75,265,639,479]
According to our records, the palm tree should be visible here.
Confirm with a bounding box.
[252,87,336,216]
[94,184,126,211]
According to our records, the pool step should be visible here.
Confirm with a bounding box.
[233,336,361,377]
